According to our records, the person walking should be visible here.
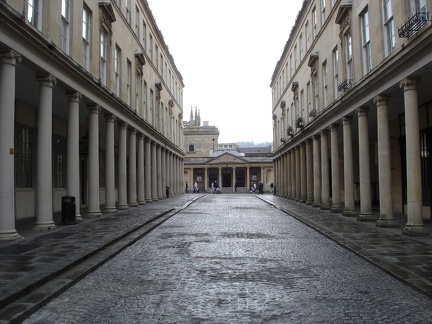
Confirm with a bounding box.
[185,182,188,193]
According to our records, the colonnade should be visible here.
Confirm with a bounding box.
[273,78,429,236]
[0,51,184,241]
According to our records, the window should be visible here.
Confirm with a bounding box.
[313,73,319,113]
[300,89,304,118]
[361,9,372,75]
[143,80,148,120]
[115,45,121,96]
[160,54,163,75]
[414,0,427,12]
[100,30,107,85]
[142,21,147,50]
[28,0,42,30]
[333,46,339,98]
[135,6,139,37]
[322,61,328,107]
[321,0,326,24]
[135,72,140,112]
[155,45,159,68]
[15,124,35,188]
[307,82,311,115]
[115,0,121,7]
[312,7,317,39]
[285,62,288,83]
[82,6,91,71]
[305,22,310,50]
[127,59,131,106]
[61,0,70,54]
[294,45,298,70]
[290,54,293,78]
[149,34,153,60]
[149,89,154,125]
[126,0,131,25]
[188,144,195,152]
[383,0,395,56]
[345,33,353,80]
[299,34,303,60]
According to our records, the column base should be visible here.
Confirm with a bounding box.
[145,199,153,203]
[376,217,399,228]
[0,230,23,242]
[342,209,357,217]
[76,215,84,222]
[320,204,331,210]
[117,204,129,210]
[152,197,159,202]
[32,222,56,232]
[313,201,321,208]
[128,202,138,207]
[104,207,117,213]
[331,206,342,213]
[357,213,375,222]
[306,199,313,205]
[87,211,102,218]
[138,200,147,205]
[403,225,430,237]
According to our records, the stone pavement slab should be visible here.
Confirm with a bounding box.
[259,195,432,298]
[0,195,201,323]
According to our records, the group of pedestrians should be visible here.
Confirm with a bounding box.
[185,180,270,195]
[250,181,264,194]
[210,180,222,194]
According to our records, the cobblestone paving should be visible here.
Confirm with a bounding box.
[25,195,432,323]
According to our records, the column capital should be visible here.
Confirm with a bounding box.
[373,94,390,106]
[104,114,116,123]
[400,77,420,91]
[329,123,339,132]
[320,129,328,137]
[88,105,101,114]
[129,127,137,135]
[118,121,128,130]
[342,116,352,125]
[66,91,82,102]
[0,50,22,63]
[356,106,369,117]
[37,75,57,87]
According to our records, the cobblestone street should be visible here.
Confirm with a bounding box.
[25,195,432,323]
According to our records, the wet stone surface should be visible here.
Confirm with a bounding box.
[25,195,432,323]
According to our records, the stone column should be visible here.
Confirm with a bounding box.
[218,167,222,188]
[87,105,102,218]
[144,138,152,203]
[246,167,250,190]
[313,135,321,207]
[342,116,356,216]
[295,146,301,201]
[300,143,307,203]
[117,122,129,210]
[232,167,236,192]
[156,145,162,199]
[321,130,330,210]
[104,114,117,213]
[34,75,57,231]
[400,78,429,236]
[357,107,374,221]
[161,147,167,198]
[128,128,138,206]
[67,92,83,220]
[0,51,21,241]
[374,95,398,227]
[204,167,209,192]
[137,134,146,205]
[291,149,296,200]
[151,142,158,201]
[306,139,313,205]
[286,151,292,199]
[330,124,342,213]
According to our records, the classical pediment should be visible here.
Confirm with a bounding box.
[206,152,248,165]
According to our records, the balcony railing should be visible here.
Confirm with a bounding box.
[338,79,355,91]
[398,12,429,38]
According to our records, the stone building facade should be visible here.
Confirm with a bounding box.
[271,0,431,236]
[0,0,184,240]
[183,108,273,193]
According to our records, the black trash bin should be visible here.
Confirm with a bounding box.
[62,196,76,225]
[166,186,170,198]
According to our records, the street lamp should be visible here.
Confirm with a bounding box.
[212,138,215,153]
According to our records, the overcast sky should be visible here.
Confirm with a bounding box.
[148,0,304,144]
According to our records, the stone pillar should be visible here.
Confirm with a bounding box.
[67,92,84,220]
[137,134,146,205]
[286,151,292,199]
[204,167,209,192]
[156,145,162,199]
[87,105,102,218]
[232,167,236,192]
[321,130,330,210]
[104,114,117,213]
[218,167,222,187]
[162,148,167,197]
[0,51,21,241]
[342,116,356,216]
[151,142,158,201]
[357,107,374,221]
[295,146,301,201]
[117,122,129,210]
[400,78,429,236]
[246,167,250,190]
[291,149,296,200]
[167,151,172,195]
[306,139,313,205]
[128,128,138,206]
[374,95,398,227]
[300,143,307,203]
[313,135,321,207]
[144,138,152,203]
[330,124,342,213]
[34,75,57,231]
